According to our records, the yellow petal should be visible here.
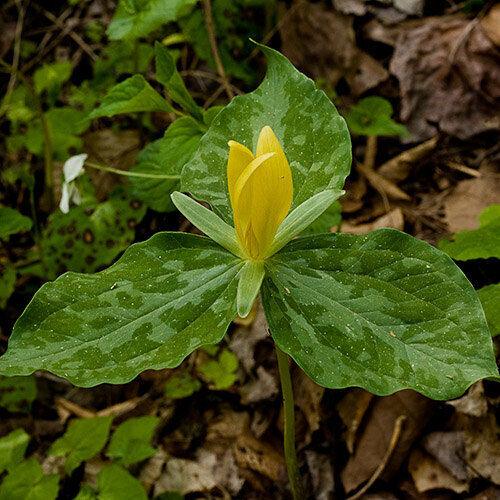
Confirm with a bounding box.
[227,140,254,206]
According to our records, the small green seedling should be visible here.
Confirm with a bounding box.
[0,46,497,498]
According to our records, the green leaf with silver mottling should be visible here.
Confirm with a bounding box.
[129,117,205,212]
[0,207,32,240]
[439,204,500,260]
[0,429,30,474]
[237,260,265,318]
[0,375,37,413]
[262,229,498,400]
[41,195,145,279]
[155,42,203,120]
[106,415,159,466]
[181,44,352,223]
[49,416,113,474]
[108,0,196,41]
[478,283,500,337]
[0,458,59,500]
[0,233,242,386]
[171,192,243,258]
[89,75,172,119]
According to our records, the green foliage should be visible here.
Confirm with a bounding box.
[106,416,159,466]
[48,416,113,473]
[2,85,35,123]
[0,458,59,500]
[181,44,352,223]
[129,117,205,212]
[108,0,197,40]
[439,204,500,260]
[0,208,33,241]
[164,372,201,399]
[262,230,498,399]
[0,429,30,474]
[478,284,500,337]
[89,75,172,119]
[0,264,16,309]
[0,376,37,413]
[154,42,202,119]
[198,348,239,390]
[301,201,341,235]
[97,464,147,500]
[346,97,409,137]
[33,62,73,100]
[0,234,241,386]
[41,195,145,278]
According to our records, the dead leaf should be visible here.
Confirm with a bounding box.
[333,0,367,16]
[341,390,434,493]
[447,381,488,417]
[305,450,335,500]
[280,2,388,95]
[481,4,500,47]
[444,162,500,232]
[139,448,168,492]
[240,366,279,405]
[342,208,404,234]
[358,164,411,201]
[337,389,374,454]
[422,431,469,481]
[408,448,469,494]
[390,16,500,140]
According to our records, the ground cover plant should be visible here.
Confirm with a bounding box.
[0,0,499,498]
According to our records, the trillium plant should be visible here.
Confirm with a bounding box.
[0,46,497,498]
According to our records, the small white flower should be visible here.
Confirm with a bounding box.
[59,154,87,213]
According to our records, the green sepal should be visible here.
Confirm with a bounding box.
[171,191,244,258]
[267,189,343,257]
[237,260,265,318]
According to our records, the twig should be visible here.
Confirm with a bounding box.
[202,0,234,100]
[364,136,378,171]
[85,161,180,180]
[347,415,407,500]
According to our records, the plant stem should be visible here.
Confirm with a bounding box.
[275,345,304,500]
[84,161,180,180]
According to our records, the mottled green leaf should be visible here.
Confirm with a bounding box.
[262,229,498,400]
[0,458,59,500]
[0,233,242,386]
[478,283,500,336]
[198,348,239,390]
[164,372,201,399]
[155,42,202,120]
[49,416,113,473]
[41,195,145,279]
[97,464,147,500]
[0,207,33,240]
[439,204,500,260]
[129,117,204,212]
[346,96,409,137]
[108,0,197,40]
[0,376,37,413]
[106,416,159,466]
[89,75,172,119]
[0,429,30,474]
[181,44,351,223]
[0,264,16,309]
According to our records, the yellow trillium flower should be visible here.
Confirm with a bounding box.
[227,126,293,260]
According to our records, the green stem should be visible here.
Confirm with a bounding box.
[84,161,180,180]
[275,345,303,500]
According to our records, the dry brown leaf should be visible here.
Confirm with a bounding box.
[390,16,500,140]
[422,431,469,482]
[481,4,500,47]
[337,388,374,454]
[341,390,434,493]
[444,162,500,232]
[240,366,279,405]
[333,0,367,16]
[447,381,488,417]
[408,448,469,494]
[305,450,335,500]
[280,2,388,95]
[139,448,168,492]
[342,208,404,235]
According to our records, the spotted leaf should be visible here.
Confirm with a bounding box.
[0,233,242,386]
[262,229,498,400]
